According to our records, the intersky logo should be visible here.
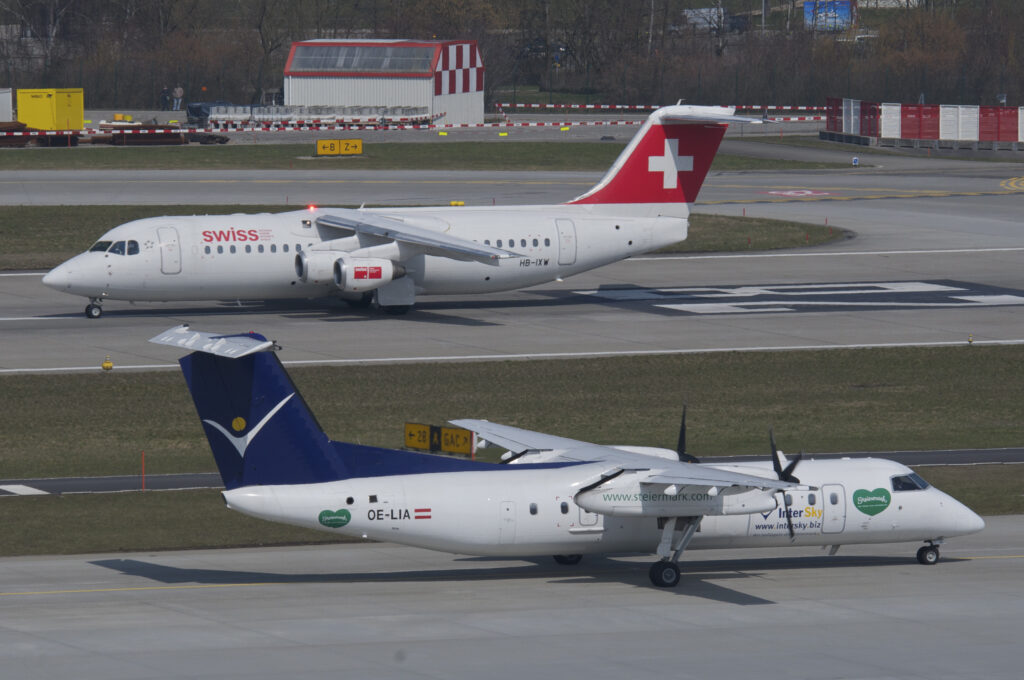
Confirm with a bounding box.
[203,393,295,457]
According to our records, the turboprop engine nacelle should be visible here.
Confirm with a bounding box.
[576,477,780,517]
[334,253,405,292]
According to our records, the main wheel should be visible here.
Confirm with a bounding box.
[649,560,680,588]
[85,304,103,319]
[917,545,940,565]
[345,292,374,309]
[552,554,582,566]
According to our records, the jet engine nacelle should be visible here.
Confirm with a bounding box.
[294,250,339,285]
[576,476,779,517]
[333,253,406,292]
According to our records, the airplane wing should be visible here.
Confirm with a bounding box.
[316,210,520,265]
[451,418,804,491]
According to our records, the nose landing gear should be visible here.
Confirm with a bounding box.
[917,542,941,565]
[85,300,103,319]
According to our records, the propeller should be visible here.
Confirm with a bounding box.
[675,405,700,463]
[769,428,803,540]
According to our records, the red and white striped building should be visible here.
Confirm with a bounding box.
[283,39,485,125]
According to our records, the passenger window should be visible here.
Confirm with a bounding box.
[532,238,538,247]
[245,245,252,253]
[830,493,839,505]
[127,240,139,255]
[230,245,236,254]
[484,239,490,245]
[520,239,526,247]
[496,240,502,248]
[204,245,211,254]
[89,240,112,253]
[808,493,817,506]
[108,241,126,255]
[545,238,551,246]
[217,245,223,254]
[296,244,302,252]
[560,502,569,515]
[271,244,277,253]
[283,244,289,253]
[258,244,264,253]
[529,503,538,516]
[784,493,793,507]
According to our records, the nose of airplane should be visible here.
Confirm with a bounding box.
[957,505,986,535]
[42,264,69,290]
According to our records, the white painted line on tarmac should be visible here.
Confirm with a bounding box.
[3,338,1023,374]
[0,272,45,277]
[0,485,49,496]
[632,247,1024,261]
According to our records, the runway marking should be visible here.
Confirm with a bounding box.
[0,582,280,596]
[0,272,44,277]
[631,247,1024,261]
[998,177,1024,191]
[572,280,1024,316]
[0,484,48,496]
[3,340,1024,375]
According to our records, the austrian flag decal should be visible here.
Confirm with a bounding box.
[414,508,432,519]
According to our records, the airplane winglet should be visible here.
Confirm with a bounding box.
[149,324,275,358]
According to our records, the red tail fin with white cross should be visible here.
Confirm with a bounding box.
[567,106,749,208]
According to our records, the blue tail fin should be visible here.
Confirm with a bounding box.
[179,344,349,490]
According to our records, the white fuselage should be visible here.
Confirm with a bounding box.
[42,205,686,303]
[223,458,984,558]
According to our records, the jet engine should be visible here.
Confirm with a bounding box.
[294,251,339,285]
[333,253,406,292]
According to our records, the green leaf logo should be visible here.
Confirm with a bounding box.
[318,509,352,528]
[853,488,891,516]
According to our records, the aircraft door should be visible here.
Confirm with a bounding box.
[822,484,847,534]
[555,219,577,265]
[499,501,516,544]
[157,227,182,275]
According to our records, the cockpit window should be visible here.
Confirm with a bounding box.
[89,240,112,253]
[127,240,139,255]
[108,241,126,255]
[891,473,930,492]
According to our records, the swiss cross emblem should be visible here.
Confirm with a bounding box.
[647,138,694,189]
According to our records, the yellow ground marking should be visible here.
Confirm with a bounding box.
[998,177,1024,191]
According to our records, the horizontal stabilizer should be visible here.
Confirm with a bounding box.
[149,325,274,358]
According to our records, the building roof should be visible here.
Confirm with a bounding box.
[284,39,484,80]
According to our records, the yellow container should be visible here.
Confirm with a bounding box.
[16,88,84,130]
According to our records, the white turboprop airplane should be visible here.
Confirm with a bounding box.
[44,105,754,318]
[152,325,984,588]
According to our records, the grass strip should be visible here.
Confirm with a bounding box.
[0,141,848,172]
[2,346,1021,480]
[0,205,843,270]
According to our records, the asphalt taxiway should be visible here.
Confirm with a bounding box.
[2,142,1024,372]
[1,516,1020,680]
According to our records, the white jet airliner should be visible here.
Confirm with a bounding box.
[152,325,984,588]
[44,105,754,318]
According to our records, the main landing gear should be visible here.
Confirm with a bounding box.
[552,554,583,566]
[917,541,942,565]
[85,299,103,319]
[649,516,700,588]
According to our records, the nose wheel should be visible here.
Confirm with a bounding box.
[916,544,940,565]
[85,301,103,319]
